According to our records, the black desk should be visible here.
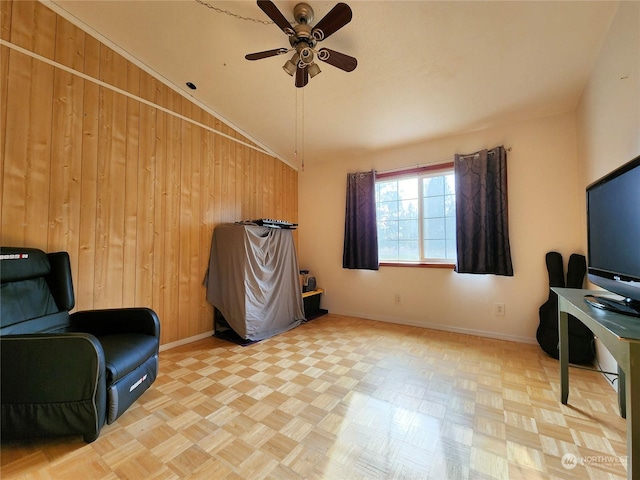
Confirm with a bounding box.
[554,288,640,480]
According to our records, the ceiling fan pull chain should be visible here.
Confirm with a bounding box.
[295,89,299,166]
[295,88,305,171]
[301,87,305,171]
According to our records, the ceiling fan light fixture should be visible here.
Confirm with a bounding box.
[308,62,321,78]
[247,1,356,88]
[283,60,296,76]
[299,47,314,65]
[283,53,300,76]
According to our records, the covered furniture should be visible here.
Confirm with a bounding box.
[0,246,160,443]
[205,223,305,341]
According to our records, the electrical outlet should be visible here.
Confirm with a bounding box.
[494,303,505,316]
[394,294,401,305]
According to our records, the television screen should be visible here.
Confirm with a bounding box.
[586,155,640,317]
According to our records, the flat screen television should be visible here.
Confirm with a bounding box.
[584,154,640,317]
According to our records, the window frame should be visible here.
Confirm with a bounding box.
[376,162,456,269]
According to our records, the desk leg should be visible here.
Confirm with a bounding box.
[626,348,639,480]
[618,364,626,419]
[559,310,569,404]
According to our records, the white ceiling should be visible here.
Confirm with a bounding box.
[47,0,618,168]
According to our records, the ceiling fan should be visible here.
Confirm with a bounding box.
[245,1,357,88]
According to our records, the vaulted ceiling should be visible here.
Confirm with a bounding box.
[48,0,618,167]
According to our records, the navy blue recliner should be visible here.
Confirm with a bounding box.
[0,246,160,443]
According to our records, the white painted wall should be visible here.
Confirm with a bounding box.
[298,1,638,361]
[298,111,584,344]
[575,1,640,390]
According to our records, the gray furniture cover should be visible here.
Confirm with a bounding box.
[205,223,305,341]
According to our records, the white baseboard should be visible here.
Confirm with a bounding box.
[159,331,214,352]
[159,313,537,352]
[333,310,538,345]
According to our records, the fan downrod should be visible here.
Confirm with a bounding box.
[293,3,314,24]
[247,1,357,87]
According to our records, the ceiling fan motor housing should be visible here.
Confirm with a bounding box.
[248,1,356,87]
[290,3,317,57]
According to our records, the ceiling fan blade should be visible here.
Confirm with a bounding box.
[295,65,309,88]
[257,1,295,36]
[311,3,352,41]
[245,48,288,61]
[317,48,357,72]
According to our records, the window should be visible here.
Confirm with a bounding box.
[375,164,456,265]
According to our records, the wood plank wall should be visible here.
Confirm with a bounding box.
[0,0,298,346]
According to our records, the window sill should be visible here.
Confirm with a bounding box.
[379,261,455,269]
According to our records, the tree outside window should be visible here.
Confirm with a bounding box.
[376,166,456,264]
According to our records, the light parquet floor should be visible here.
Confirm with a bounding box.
[0,314,628,479]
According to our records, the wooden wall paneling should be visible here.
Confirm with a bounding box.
[162,88,182,344]
[5,2,56,249]
[220,126,231,223]
[286,161,296,225]
[52,14,84,70]
[199,108,214,231]
[187,100,202,338]
[282,165,290,220]
[9,1,52,54]
[276,161,284,218]
[254,152,264,219]
[94,45,127,308]
[282,160,292,223]
[212,117,223,229]
[76,33,100,311]
[152,80,167,319]
[0,44,7,235]
[289,167,297,221]
[259,154,268,218]
[0,3,11,230]
[47,15,85,271]
[293,168,299,222]
[1,1,12,41]
[3,3,19,241]
[24,53,54,250]
[251,148,260,220]
[178,98,193,340]
[2,0,300,345]
[240,147,252,220]
[198,120,208,333]
[228,123,240,222]
[227,126,237,222]
[135,72,156,308]
[123,62,140,307]
[235,140,245,222]
[92,83,114,308]
[199,108,215,334]
[1,1,46,248]
[268,154,276,218]
[291,167,297,221]
[1,48,29,245]
[263,153,274,218]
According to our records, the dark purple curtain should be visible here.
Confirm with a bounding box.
[454,146,513,276]
[343,171,379,270]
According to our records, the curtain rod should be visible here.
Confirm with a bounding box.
[375,146,512,175]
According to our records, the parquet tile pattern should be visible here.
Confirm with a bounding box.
[1,315,628,479]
